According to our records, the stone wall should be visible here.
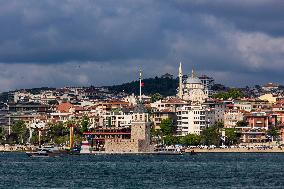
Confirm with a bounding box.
[104,121,152,153]
[105,139,140,152]
[104,139,153,152]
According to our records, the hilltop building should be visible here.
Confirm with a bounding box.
[199,75,214,97]
[262,83,279,92]
[177,63,208,103]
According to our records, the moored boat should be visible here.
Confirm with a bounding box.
[26,144,65,157]
[154,146,185,155]
[26,149,56,157]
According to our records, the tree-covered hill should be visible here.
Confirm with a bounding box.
[107,77,179,96]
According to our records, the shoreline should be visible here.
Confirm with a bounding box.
[186,148,284,153]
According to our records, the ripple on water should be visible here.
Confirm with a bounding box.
[0,152,284,188]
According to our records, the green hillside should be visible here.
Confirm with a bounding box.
[107,77,179,96]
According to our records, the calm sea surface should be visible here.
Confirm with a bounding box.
[0,152,284,188]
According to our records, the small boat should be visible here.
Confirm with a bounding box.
[68,146,81,155]
[26,149,56,157]
[26,145,64,157]
[189,150,197,155]
[154,146,185,155]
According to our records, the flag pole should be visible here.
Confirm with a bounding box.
[139,69,142,102]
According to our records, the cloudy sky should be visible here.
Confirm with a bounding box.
[0,0,283,91]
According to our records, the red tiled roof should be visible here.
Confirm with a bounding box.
[57,102,74,113]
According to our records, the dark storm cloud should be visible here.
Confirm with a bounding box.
[0,0,170,63]
[0,0,283,91]
[169,0,284,36]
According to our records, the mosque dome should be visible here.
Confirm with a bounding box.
[185,77,202,84]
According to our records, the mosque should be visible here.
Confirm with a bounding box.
[177,63,208,103]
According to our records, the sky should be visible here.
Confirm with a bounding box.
[0,0,284,92]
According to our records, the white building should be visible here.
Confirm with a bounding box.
[150,97,188,112]
[177,63,208,103]
[176,104,210,136]
[199,75,214,97]
[224,109,244,128]
[100,110,133,128]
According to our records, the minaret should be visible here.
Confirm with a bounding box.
[191,69,195,78]
[178,62,183,98]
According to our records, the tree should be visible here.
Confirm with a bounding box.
[160,118,174,136]
[12,120,28,144]
[213,88,244,100]
[201,123,223,146]
[215,122,224,129]
[236,120,247,127]
[228,88,244,99]
[224,128,238,145]
[48,100,59,105]
[267,126,279,141]
[163,135,181,145]
[181,134,201,146]
[0,127,5,144]
[150,93,162,103]
[47,122,69,145]
[80,116,89,133]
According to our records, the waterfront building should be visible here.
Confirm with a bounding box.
[224,109,244,128]
[100,109,133,128]
[176,104,210,136]
[103,102,152,152]
[204,99,226,124]
[151,109,177,130]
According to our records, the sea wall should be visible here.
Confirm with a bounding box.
[105,139,140,152]
[186,147,284,153]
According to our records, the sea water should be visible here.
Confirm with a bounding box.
[0,152,284,188]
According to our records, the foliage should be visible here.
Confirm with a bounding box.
[48,100,59,105]
[0,92,9,103]
[180,134,201,146]
[80,116,89,133]
[215,122,224,129]
[107,117,111,127]
[200,123,223,146]
[160,118,174,136]
[53,135,69,146]
[150,93,162,103]
[25,87,56,95]
[267,126,279,141]
[30,131,39,145]
[163,135,181,145]
[213,88,244,100]
[0,127,5,144]
[107,77,179,96]
[224,128,238,145]
[11,120,28,144]
[6,133,18,144]
[45,122,69,144]
[236,120,248,127]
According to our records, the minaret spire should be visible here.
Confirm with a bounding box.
[191,69,195,78]
[178,62,183,98]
